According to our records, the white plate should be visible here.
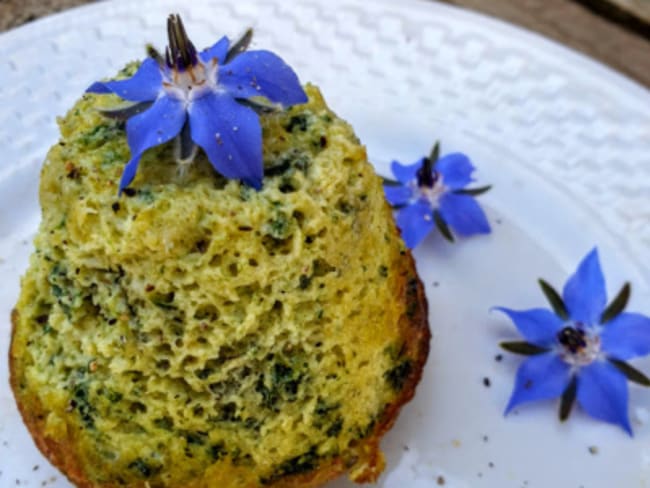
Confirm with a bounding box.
[2,0,650,486]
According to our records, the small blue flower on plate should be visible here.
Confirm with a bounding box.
[496,248,650,435]
[87,15,307,193]
[383,143,491,248]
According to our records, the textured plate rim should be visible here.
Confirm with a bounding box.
[1,0,648,103]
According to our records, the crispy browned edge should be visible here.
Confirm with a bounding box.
[9,249,430,488]
[9,309,91,487]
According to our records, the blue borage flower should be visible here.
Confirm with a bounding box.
[87,15,307,194]
[383,143,491,248]
[496,248,650,435]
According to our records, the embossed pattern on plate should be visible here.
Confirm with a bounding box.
[1,1,650,487]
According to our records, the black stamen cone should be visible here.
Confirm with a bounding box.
[416,141,440,188]
[416,156,435,188]
[167,14,198,70]
[557,326,586,353]
[165,46,172,69]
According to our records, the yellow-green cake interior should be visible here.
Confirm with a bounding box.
[12,71,417,486]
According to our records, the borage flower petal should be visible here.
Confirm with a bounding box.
[494,307,564,347]
[87,15,307,194]
[383,147,490,248]
[396,200,435,249]
[438,192,491,237]
[383,185,413,207]
[120,96,186,192]
[88,58,162,102]
[199,36,230,63]
[505,353,571,414]
[435,153,475,190]
[577,361,632,435]
[189,92,262,189]
[600,312,650,360]
[562,248,607,326]
[390,159,424,185]
[497,248,650,434]
[220,51,308,106]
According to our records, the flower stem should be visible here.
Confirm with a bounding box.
[146,44,165,67]
[433,210,454,242]
[381,176,401,187]
[559,375,578,421]
[609,358,650,386]
[600,282,631,324]
[428,141,440,166]
[454,185,492,196]
[500,341,549,355]
[538,279,569,320]
[226,28,254,63]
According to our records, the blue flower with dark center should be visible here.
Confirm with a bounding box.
[383,142,491,248]
[87,15,307,194]
[496,248,650,435]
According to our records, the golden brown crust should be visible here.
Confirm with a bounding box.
[348,249,430,484]
[10,309,98,488]
[10,248,429,488]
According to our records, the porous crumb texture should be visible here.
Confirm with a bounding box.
[11,71,428,487]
